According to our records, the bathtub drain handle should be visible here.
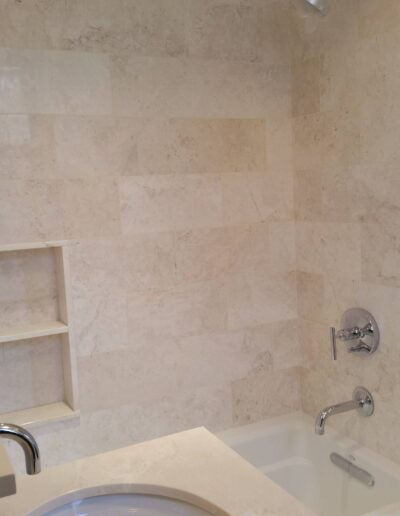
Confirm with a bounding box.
[330,452,375,487]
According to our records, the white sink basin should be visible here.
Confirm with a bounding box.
[42,494,213,515]
[31,489,219,516]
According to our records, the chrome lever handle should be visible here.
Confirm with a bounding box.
[330,327,337,361]
[329,309,379,360]
[350,342,372,353]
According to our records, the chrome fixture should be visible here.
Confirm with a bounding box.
[330,308,379,361]
[330,453,375,487]
[304,0,328,14]
[315,387,374,436]
[0,423,41,475]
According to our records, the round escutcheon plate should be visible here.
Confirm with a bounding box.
[341,308,380,356]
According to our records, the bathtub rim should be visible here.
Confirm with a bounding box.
[217,411,400,482]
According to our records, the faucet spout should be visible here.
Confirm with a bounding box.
[315,387,374,436]
[315,400,359,435]
[0,423,41,475]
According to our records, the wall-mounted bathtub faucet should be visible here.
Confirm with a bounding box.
[330,308,379,360]
[0,423,41,475]
[315,387,374,435]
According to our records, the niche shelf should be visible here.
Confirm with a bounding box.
[0,321,68,344]
[0,241,80,428]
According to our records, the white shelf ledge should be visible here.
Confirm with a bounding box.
[0,402,80,429]
[0,241,68,253]
[0,321,68,344]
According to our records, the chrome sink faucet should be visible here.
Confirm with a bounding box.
[0,423,41,474]
[315,387,374,435]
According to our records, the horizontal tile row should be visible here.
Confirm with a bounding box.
[0,49,291,117]
[0,0,300,64]
[0,172,294,244]
[0,116,267,179]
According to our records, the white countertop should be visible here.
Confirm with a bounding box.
[0,427,315,516]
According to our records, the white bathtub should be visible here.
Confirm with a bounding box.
[218,413,400,516]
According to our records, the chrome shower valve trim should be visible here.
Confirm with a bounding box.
[329,308,379,361]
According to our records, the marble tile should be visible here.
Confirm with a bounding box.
[68,238,128,357]
[271,319,302,370]
[0,336,64,413]
[292,56,322,117]
[124,232,177,292]
[269,222,296,273]
[77,338,183,412]
[248,319,302,371]
[221,173,292,225]
[294,165,377,224]
[54,116,140,178]
[0,115,55,180]
[0,179,62,245]
[187,1,268,62]
[299,319,328,371]
[293,110,361,171]
[77,382,233,457]
[56,0,186,57]
[359,108,400,171]
[0,297,59,328]
[361,223,400,288]
[0,1,186,58]
[226,270,297,330]
[0,248,56,304]
[127,279,227,341]
[296,271,324,323]
[294,168,322,222]
[0,0,57,50]
[177,329,275,392]
[59,179,121,239]
[174,223,271,284]
[0,247,58,330]
[232,367,301,425]
[265,116,293,172]
[111,55,291,118]
[124,223,271,292]
[111,56,188,117]
[137,118,266,175]
[119,174,223,234]
[358,0,400,38]
[296,222,362,280]
[0,49,111,115]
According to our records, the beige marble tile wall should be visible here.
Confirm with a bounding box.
[294,0,400,463]
[0,0,302,467]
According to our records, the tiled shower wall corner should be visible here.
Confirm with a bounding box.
[294,0,400,464]
[0,0,304,467]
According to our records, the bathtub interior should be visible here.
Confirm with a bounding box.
[218,414,400,516]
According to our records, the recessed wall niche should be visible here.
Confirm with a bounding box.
[0,241,79,427]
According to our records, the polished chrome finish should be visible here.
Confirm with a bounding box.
[315,400,359,436]
[353,386,374,417]
[0,423,41,474]
[330,308,379,360]
[315,387,374,436]
[330,453,375,487]
[305,0,328,14]
[330,326,337,360]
